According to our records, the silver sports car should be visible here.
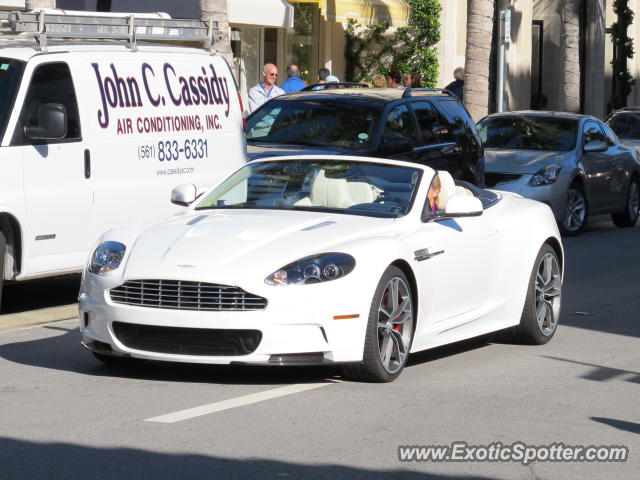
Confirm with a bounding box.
[477,111,640,235]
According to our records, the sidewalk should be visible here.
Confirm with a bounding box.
[0,305,78,332]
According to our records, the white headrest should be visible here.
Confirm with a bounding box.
[436,170,457,210]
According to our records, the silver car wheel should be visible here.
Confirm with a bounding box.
[377,276,413,374]
[535,252,561,336]
[563,187,586,231]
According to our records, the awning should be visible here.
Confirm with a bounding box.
[227,0,294,28]
[288,0,410,27]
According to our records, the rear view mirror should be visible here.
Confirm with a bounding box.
[583,140,607,153]
[24,103,67,140]
[171,184,197,206]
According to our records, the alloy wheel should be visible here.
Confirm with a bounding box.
[377,276,413,374]
[563,188,586,232]
[534,253,562,336]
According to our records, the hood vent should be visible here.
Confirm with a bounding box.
[186,215,208,226]
[302,221,336,231]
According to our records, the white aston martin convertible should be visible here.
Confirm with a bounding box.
[79,155,563,382]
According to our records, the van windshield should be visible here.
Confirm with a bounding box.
[0,58,26,141]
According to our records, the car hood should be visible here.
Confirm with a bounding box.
[123,209,394,284]
[484,149,572,174]
[246,142,346,161]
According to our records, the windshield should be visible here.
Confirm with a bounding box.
[245,99,380,150]
[0,58,26,141]
[195,159,423,218]
[607,113,640,140]
[478,116,578,151]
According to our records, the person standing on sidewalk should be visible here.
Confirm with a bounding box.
[248,63,285,112]
[445,67,465,100]
[281,64,306,93]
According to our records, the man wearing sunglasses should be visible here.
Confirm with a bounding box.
[248,63,285,112]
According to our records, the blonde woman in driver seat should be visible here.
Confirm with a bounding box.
[427,174,441,213]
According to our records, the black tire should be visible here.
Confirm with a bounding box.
[92,352,134,365]
[508,244,562,345]
[342,266,415,382]
[559,183,588,236]
[0,230,5,312]
[611,179,640,228]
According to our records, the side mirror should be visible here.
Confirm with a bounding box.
[424,194,483,222]
[171,184,197,206]
[24,103,67,140]
[444,194,484,217]
[583,140,608,153]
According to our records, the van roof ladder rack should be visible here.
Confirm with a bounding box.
[0,10,219,52]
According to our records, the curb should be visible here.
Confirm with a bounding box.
[0,304,78,332]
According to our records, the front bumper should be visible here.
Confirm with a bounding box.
[489,173,569,221]
[79,274,371,365]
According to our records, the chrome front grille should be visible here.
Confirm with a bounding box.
[109,280,267,311]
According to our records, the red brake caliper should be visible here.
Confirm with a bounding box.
[392,293,402,332]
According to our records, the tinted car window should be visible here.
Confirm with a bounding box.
[608,113,640,139]
[382,104,417,146]
[434,99,475,144]
[601,123,618,146]
[478,116,578,151]
[12,62,81,145]
[583,121,606,145]
[411,101,451,146]
[246,99,379,150]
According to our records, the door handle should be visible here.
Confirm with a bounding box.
[84,149,91,179]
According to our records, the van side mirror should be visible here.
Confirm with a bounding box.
[583,140,607,153]
[24,103,68,140]
[171,184,197,206]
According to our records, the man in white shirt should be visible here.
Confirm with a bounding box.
[248,63,285,112]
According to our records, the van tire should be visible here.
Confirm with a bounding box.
[0,230,5,312]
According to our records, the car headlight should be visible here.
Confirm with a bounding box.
[529,165,562,186]
[88,241,126,275]
[265,253,356,286]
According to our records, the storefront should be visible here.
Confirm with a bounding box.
[227,0,295,112]
[232,0,410,104]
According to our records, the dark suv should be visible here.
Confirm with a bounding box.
[246,88,485,186]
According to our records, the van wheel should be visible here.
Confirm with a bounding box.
[611,179,639,228]
[0,231,5,312]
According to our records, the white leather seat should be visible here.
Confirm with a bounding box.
[295,170,381,208]
[456,185,474,196]
[435,170,457,210]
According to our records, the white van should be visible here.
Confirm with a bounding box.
[0,11,246,306]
